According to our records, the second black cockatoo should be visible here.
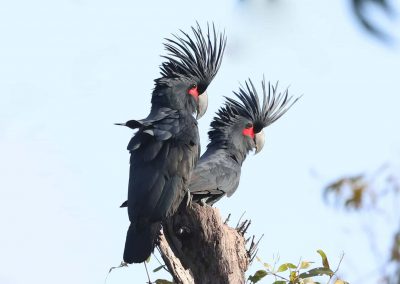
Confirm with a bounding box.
[118,24,226,263]
[189,78,299,205]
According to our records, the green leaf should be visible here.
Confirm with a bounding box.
[155,280,173,284]
[248,270,268,283]
[263,262,272,270]
[289,271,298,282]
[277,263,288,272]
[299,267,334,279]
[300,261,312,269]
[153,265,165,273]
[146,256,151,263]
[272,281,286,284]
[316,249,330,269]
[277,263,296,272]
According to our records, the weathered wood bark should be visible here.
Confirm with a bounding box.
[159,203,250,284]
[158,233,194,283]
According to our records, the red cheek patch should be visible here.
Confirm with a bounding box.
[188,86,199,98]
[242,127,255,139]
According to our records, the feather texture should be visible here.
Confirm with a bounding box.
[121,23,225,263]
[191,78,299,204]
[208,78,299,148]
[158,23,226,90]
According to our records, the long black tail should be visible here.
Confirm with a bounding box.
[123,222,161,263]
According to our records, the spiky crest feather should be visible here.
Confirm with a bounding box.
[208,78,299,148]
[155,23,226,92]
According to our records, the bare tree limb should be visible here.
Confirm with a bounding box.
[158,233,194,283]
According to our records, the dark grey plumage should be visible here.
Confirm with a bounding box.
[190,78,299,205]
[120,24,226,263]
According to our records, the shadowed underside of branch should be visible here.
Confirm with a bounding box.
[159,203,251,284]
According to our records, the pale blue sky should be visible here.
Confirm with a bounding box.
[1,0,400,283]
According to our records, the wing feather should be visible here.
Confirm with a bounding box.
[127,113,199,226]
[189,151,241,198]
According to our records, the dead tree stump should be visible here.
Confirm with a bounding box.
[159,203,251,284]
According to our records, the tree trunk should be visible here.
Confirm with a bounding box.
[159,203,251,284]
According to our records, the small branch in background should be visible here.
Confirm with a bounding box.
[323,163,400,282]
[236,219,251,235]
[248,250,348,284]
[323,163,400,211]
[153,247,170,273]
[241,0,396,41]
[351,0,395,41]
[236,211,247,228]
[105,261,128,284]
[224,213,231,224]
[247,234,264,264]
[143,262,152,284]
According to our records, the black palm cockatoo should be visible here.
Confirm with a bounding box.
[117,24,226,263]
[189,78,299,205]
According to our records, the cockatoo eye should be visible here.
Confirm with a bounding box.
[245,122,253,129]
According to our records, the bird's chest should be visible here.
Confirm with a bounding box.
[175,116,199,148]
[171,117,200,175]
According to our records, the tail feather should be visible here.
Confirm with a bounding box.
[123,222,161,263]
